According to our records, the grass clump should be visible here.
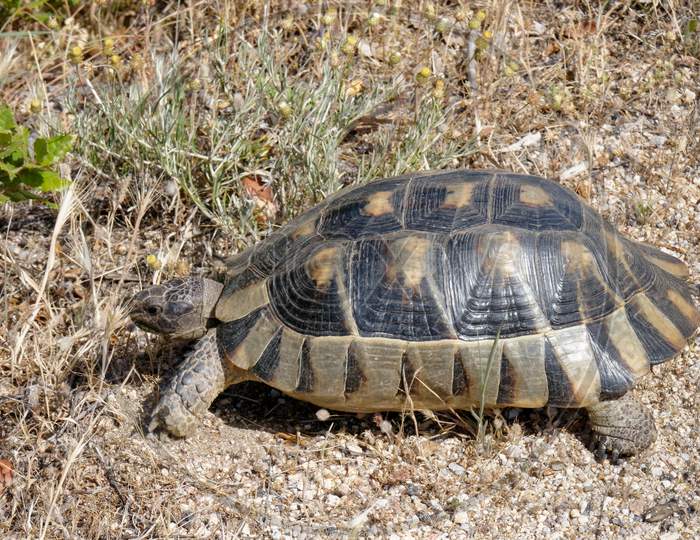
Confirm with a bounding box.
[68,19,474,242]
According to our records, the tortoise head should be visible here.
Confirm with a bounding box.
[130,276,224,339]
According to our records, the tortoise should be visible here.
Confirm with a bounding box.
[130,169,700,457]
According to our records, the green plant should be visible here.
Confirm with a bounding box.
[0,0,79,29]
[0,104,72,203]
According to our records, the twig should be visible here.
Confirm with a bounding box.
[91,443,129,508]
[466,28,482,137]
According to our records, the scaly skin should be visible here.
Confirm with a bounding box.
[148,329,225,437]
[587,396,657,460]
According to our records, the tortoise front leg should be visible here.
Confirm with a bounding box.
[586,396,657,459]
[148,329,242,437]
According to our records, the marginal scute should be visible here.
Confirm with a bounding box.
[299,336,352,399]
[404,341,458,403]
[544,337,576,407]
[451,348,468,396]
[250,327,283,381]
[216,307,265,364]
[344,340,366,396]
[295,339,314,392]
[602,308,650,379]
[219,308,281,370]
[216,280,269,322]
[666,289,700,329]
[497,336,547,407]
[625,294,684,365]
[269,328,305,392]
[586,317,637,400]
[457,339,504,406]
[633,293,687,350]
[341,339,405,409]
[545,326,600,406]
[631,240,689,279]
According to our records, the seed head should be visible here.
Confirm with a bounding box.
[415,66,432,85]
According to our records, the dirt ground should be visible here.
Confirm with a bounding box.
[1,1,699,538]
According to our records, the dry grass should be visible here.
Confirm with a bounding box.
[1,1,700,538]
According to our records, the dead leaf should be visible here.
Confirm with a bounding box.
[0,459,13,492]
[563,20,597,39]
[543,41,560,57]
[574,179,592,201]
[242,175,277,221]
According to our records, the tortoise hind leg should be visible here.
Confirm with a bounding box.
[586,396,656,459]
[148,329,244,437]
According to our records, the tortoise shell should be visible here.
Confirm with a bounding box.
[213,170,700,412]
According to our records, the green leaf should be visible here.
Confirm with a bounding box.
[0,126,29,162]
[7,189,40,202]
[15,166,44,187]
[34,134,73,166]
[0,104,16,131]
[36,169,68,192]
[16,166,68,192]
[0,160,20,180]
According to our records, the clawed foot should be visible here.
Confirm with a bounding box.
[148,393,200,438]
[590,438,622,464]
[146,328,225,438]
[586,397,657,461]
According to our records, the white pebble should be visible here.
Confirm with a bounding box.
[453,511,469,524]
[316,409,331,421]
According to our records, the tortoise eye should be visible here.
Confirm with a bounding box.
[146,305,162,316]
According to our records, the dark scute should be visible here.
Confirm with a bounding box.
[446,230,547,339]
[267,243,351,336]
[537,232,584,327]
[344,341,366,395]
[586,320,634,400]
[543,338,575,406]
[538,233,621,327]
[625,301,679,365]
[643,276,699,338]
[317,179,406,239]
[351,237,454,340]
[491,174,584,231]
[404,173,489,232]
[251,231,320,277]
[251,327,283,381]
[451,349,468,396]
[633,240,686,272]
[217,307,265,357]
[496,351,516,405]
[295,339,314,392]
[223,265,264,293]
[584,222,655,300]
